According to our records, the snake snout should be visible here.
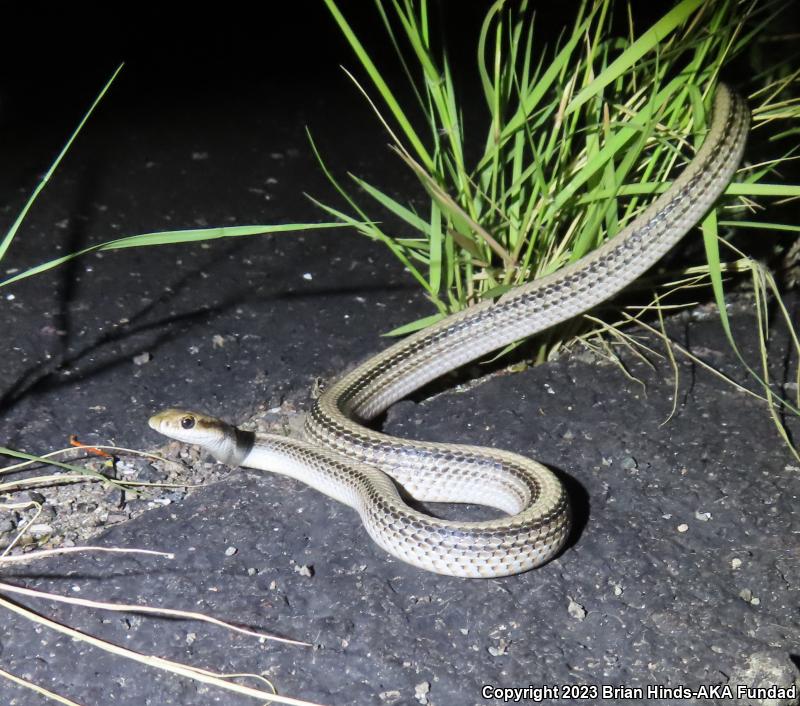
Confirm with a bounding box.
[148,409,181,433]
[147,413,164,432]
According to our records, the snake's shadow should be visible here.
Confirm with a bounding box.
[557,469,590,551]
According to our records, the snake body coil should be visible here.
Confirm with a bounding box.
[150,85,748,578]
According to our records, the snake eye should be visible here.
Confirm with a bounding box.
[180,416,195,430]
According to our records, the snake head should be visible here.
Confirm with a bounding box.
[148,408,252,465]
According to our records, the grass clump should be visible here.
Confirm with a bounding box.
[314,0,799,452]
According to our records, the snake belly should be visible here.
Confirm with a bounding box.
[150,85,748,578]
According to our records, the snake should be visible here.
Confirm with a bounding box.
[149,84,748,578]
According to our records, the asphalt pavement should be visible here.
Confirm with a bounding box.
[0,6,798,706]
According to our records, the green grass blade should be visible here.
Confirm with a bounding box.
[717,220,800,233]
[566,0,704,114]
[0,447,126,491]
[428,200,443,299]
[0,224,351,288]
[323,0,434,171]
[0,64,124,263]
[702,215,799,420]
[383,312,447,337]
[350,176,431,234]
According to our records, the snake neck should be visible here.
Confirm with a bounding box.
[211,427,256,466]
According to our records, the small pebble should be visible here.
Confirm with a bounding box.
[488,638,509,656]
[28,523,53,537]
[133,352,152,366]
[567,597,587,620]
